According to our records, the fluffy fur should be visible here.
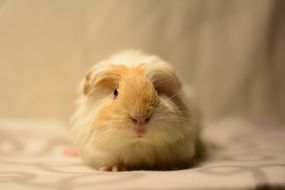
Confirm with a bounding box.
[71,50,202,171]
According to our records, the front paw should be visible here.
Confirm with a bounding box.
[99,165,127,172]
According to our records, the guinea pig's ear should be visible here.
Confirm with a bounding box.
[145,57,182,97]
[154,73,182,97]
[82,64,121,97]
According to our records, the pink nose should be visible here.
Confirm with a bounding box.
[130,115,150,126]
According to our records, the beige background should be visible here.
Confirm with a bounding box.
[0,0,284,123]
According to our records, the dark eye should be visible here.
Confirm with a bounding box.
[113,88,119,97]
[154,87,160,94]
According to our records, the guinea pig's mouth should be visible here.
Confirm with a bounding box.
[131,127,148,141]
[135,128,146,138]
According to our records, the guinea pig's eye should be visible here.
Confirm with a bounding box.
[154,87,160,94]
[113,88,119,98]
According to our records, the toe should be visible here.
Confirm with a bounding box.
[111,166,118,172]
[99,165,126,172]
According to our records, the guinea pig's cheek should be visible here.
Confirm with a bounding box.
[119,132,134,144]
[93,129,127,149]
[110,128,134,143]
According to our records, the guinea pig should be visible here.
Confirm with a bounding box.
[71,50,203,171]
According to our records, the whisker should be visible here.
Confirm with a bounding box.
[154,76,176,89]
[153,116,194,121]
[167,89,183,100]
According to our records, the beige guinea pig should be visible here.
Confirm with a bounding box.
[71,50,203,171]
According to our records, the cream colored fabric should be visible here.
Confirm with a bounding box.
[1,2,284,189]
[0,118,284,190]
[0,0,284,122]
